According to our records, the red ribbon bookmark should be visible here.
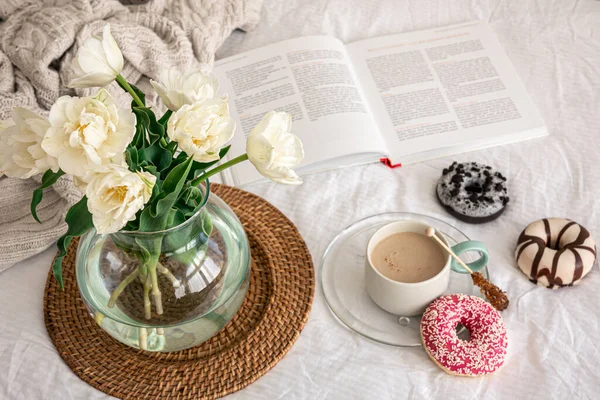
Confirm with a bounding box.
[379,157,402,169]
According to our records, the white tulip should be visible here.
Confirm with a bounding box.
[69,24,124,88]
[246,111,304,185]
[42,89,135,182]
[150,68,219,111]
[86,164,156,234]
[0,108,59,179]
[167,98,235,162]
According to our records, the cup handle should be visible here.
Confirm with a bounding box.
[450,241,489,274]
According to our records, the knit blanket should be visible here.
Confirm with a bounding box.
[0,0,263,271]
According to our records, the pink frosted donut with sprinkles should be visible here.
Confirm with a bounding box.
[420,294,508,377]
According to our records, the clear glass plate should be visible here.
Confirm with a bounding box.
[320,212,488,347]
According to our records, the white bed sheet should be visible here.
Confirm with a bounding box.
[1,0,599,398]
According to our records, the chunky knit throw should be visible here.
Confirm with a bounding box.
[0,0,263,271]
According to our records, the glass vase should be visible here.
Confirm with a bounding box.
[75,181,250,352]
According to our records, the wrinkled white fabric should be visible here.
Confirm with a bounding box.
[1,0,600,399]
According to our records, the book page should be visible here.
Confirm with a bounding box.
[213,36,386,186]
[346,21,547,164]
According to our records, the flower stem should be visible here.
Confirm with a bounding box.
[94,311,104,326]
[157,261,180,288]
[116,74,144,108]
[107,268,140,308]
[149,263,163,315]
[139,327,148,350]
[143,273,152,319]
[191,153,249,186]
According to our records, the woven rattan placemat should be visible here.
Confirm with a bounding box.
[43,184,314,400]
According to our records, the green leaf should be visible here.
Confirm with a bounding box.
[186,186,203,202]
[133,107,164,146]
[142,164,160,180]
[167,151,189,172]
[184,198,207,218]
[132,121,146,148]
[166,140,178,153]
[175,181,210,218]
[174,195,196,214]
[30,169,65,223]
[165,207,186,228]
[164,209,213,263]
[144,144,173,172]
[125,147,139,172]
[138,157,193,233]
[135,236,161,272]
[158,109,173,128]
[175,151,189,161]
[202,212,213,238]
[162,157,192,194]
[133,158,193,268]
[52,197,94,289]
[123,219,139,232]
[217,144,231,161]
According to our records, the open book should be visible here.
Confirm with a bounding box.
[213,21,547,186]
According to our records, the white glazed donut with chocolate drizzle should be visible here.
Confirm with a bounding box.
[515,218,597,289]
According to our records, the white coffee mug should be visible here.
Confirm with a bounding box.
[365,220,488,316]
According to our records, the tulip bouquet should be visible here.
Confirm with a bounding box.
[0,24,304,316]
